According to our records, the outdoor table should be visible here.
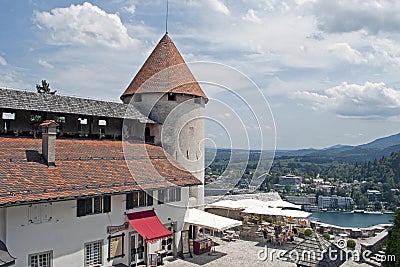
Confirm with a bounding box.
[225,230,235,234]
[155,249,168,265]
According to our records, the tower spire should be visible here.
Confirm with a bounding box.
[165,0,169,34]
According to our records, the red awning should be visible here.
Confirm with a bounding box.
[127,210,173,243]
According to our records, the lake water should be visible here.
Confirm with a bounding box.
[311,212,394,228]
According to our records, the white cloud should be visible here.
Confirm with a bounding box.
[122,0,136,14]
[38,59,54,69]
[242,9,261,23]
[369,38,400,66]
[312,0,400,34]
[328,43,367,64]
[208,0,230,15]
[33,2,136,48]
[0,56,7,66]
[293,82,400,118]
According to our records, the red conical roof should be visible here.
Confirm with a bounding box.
[121,34,207,99]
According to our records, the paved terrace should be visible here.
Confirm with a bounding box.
[162,237,373,267]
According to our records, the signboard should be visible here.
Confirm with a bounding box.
[180,230,192,258]
[107,222,129,234]
[107,233,125,261]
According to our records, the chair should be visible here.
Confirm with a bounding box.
[222,232,234,242]
[232,231,240,239]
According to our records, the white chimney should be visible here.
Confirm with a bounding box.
[40,120,59,167]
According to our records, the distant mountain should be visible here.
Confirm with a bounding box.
[324,144,354,151]
[274,148,319,157]
[277,132,400,163]
[359,132,400,149]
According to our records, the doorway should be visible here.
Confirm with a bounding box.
[129,232,145,266]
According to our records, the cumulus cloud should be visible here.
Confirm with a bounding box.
[33,2,136,48]
[0,56,7,66]
[208,0,230,15]
[293,82,400,118]
[312,0,400,34]
[242,9,261,23]
[38,59,54,69]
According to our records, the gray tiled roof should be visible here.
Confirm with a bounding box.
[0,88,155,123]
[280,234,346,267]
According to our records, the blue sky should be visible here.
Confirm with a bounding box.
[1,0,400,149]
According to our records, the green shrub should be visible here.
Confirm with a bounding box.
[304,229,313,237]
[322,233,330,240]
[347,239,356,248]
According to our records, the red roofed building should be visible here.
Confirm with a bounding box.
[0,33,207,267]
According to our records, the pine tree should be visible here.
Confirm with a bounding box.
[384,209,400,267]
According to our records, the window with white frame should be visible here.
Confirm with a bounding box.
[85,240,102,267]
[98,119,107,126]
[29,251,52,267]
[158,187,181,204]
[2,112,15,120]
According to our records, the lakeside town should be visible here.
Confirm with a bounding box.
[206,172,397,214]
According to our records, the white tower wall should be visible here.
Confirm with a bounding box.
[124,93,205,207]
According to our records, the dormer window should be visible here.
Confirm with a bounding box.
[168,93,176,101]
[98,119,107,126]
[78,117,88,125]
[134,93,142,102]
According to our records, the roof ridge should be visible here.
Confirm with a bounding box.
[0,87,122,105]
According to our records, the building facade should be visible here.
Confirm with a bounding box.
[317,195,354,211]
[0,33,207,267]
[367,190,382,202]
[274,174,302,192]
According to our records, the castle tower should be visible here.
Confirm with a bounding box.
[121,33,208,207]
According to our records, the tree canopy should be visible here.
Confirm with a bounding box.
[36,80,57,94]
[384,208,400,267]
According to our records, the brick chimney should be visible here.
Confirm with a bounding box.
[40,120,59,167]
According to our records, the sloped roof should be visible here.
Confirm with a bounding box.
[121,34,207,99]
[280,234,346,267]
[0,137,201,206]
[0,239,16,267]
[0,88,155,123]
